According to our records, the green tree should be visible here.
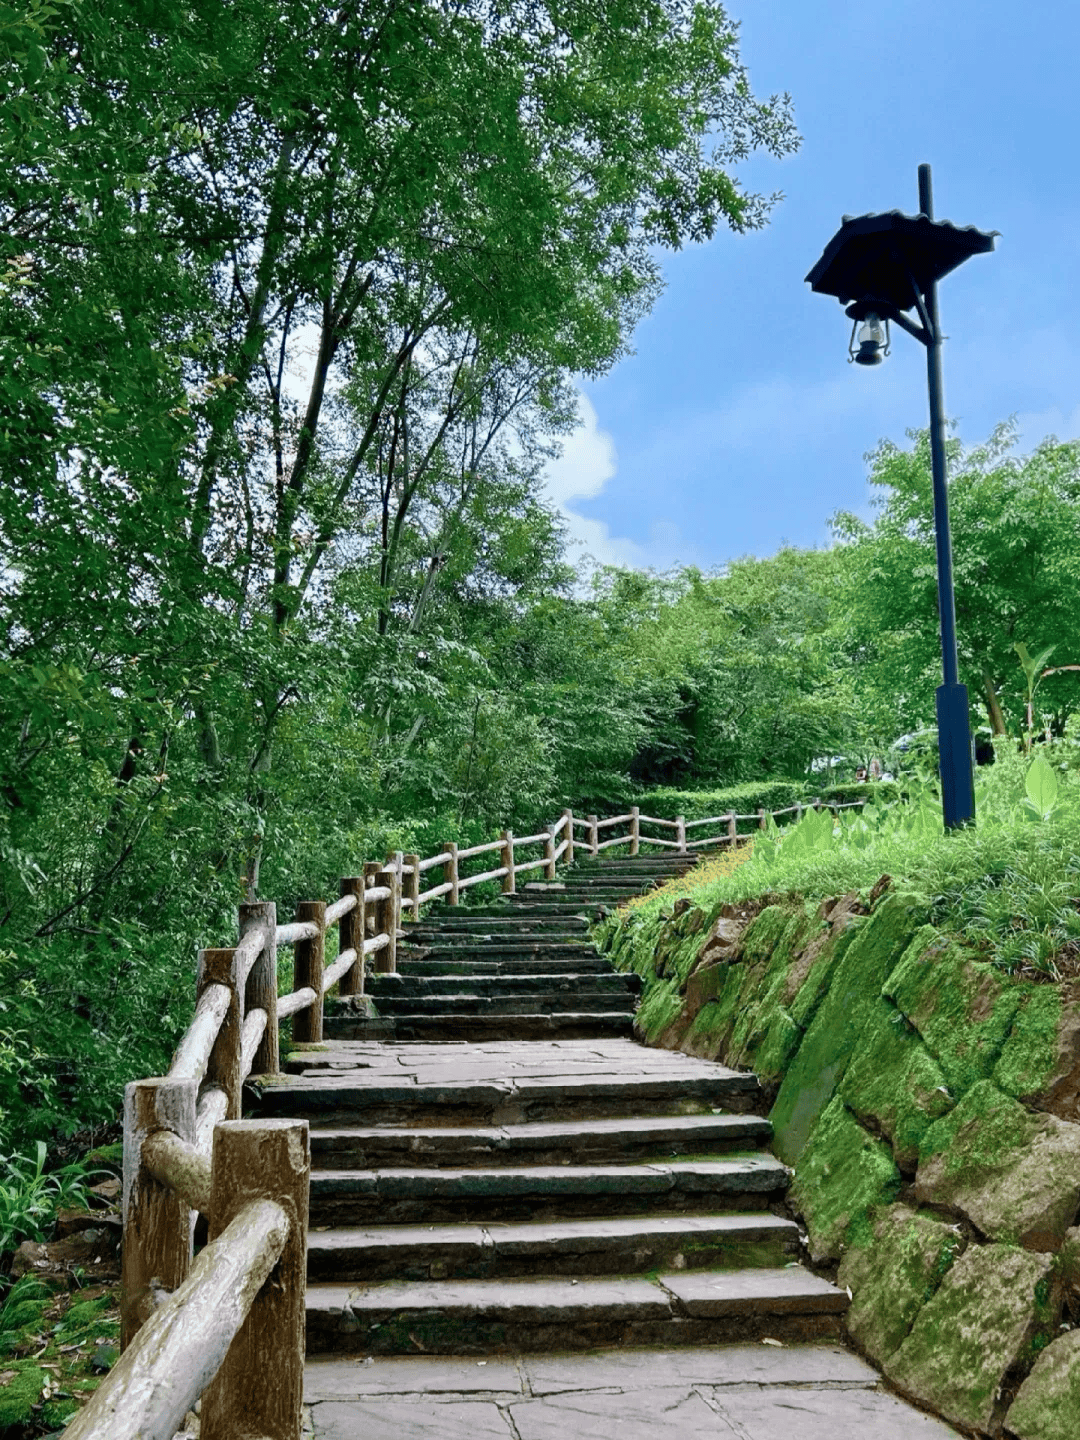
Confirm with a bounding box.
[832,423,1080,742]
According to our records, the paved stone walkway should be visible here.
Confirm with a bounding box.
[302,1345,962,1438]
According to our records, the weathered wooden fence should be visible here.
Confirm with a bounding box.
[70,793,866,1438]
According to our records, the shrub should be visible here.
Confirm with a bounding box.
[818,781,901,806]
[636,782,806,825]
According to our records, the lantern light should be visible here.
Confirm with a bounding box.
[848,312,889,365]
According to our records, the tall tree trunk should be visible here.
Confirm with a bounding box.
[981,666,1007,736]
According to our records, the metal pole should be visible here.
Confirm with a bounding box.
[918,163,975,829]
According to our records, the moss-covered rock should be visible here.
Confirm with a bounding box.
[680,962,748,1057]
[784,912,861,1031]
[725,911,811,1071]
[887,1243,1059,1434]
[994,985,1063,1101]
[1005,1328,1080,1440]
[916,1080,1080,1251]
[837,1203,965,1366]
[1062,1227,1080,1308]
[633,975,684,1043]
[840,998,955,1171]
[787,1096,901,1263]
[884,929,1024,1097]
[996,980,1080,1126]
[0,1362,48,1428]
[770,892,926,1165]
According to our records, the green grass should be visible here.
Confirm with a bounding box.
[609,741,1080,980]
[0,1276,120,1432]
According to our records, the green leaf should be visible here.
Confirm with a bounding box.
[1024,753,1059,818]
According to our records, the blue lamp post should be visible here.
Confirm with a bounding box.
[806,165,996,829]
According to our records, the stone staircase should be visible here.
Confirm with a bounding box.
[245,853,850,1358]
[327,852,698,1042]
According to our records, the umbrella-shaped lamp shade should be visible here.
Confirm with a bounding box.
[806,211,996,311]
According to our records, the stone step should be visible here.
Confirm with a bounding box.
[509,888,647,901]
[396,958,616,977]
[431,903,615,918]
[307,1113,772,1170]
[308,1153,789,1226]
[525,877,664,890]
[397,941,600,959]
[367,973,637,997]
[323,1012,637,1043]
[569,862,695,873]
[307,1211,798,1282]
[250,1065,762,1127]
[366,992,636,1017]
[305,1268,847,1354]
[407,915,592,931]
[404,927,591,943]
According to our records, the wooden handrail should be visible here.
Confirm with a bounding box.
[109,781,891,1433]
[65,1197,288,1440]
[275,919,321,946]
[168,984,231,1084]
[323,892,357,926]
[276,986,319,1019]
[594,812,633,830]
[458,863,510,889]
[80,1115,308,1440]
[456,836,505,861]
[142,1129,212,1216]
[417,850,452,873]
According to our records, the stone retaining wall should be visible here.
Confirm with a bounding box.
[599,884,1080,1439]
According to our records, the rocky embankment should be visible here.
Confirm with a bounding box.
[598,884,1080,1440]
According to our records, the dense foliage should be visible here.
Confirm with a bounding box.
[1,0,801,1149]
[2,3,1078,1168]
[601,740,1080,983]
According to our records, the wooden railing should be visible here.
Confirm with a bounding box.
[72,791,866,1437]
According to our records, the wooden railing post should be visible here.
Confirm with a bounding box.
[403,852,421,922]
[562,809,574,866]
[200,1119,310,1440]
[121,1076,196,1349]
[501,828,516,894]
[292,901,325,1044]
[338,877,365,998]
[629,805,640,856]
[197,947,243,1119]
[795,801,804,823]
[363,862,380,934]
[240,902,278,1077]
[675,814,686,853]
[814,796,823,811]
[726,811,737,846]
[373,868,398,973]
[442,841,459,906]
[588,814,599,857]
[543,825,557,880]
[758,807,767,831]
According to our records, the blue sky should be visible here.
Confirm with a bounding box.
[544,0,1080,571]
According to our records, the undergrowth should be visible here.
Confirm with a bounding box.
[615,739,1080,980]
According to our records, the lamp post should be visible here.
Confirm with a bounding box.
[806,164,996,830]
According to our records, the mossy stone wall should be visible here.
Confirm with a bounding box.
[599,882,1080,1438]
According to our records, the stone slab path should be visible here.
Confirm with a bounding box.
[244,855,965,1436]
[302,1345,963,1438]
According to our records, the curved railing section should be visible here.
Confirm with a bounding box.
[65,792,865,1437]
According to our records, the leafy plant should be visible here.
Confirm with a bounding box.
[0,1143,103,1258]
[1023,753,1061,822]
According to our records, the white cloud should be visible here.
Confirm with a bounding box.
[543,392,670,570]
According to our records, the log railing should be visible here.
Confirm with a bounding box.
[79,788,866,1438]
